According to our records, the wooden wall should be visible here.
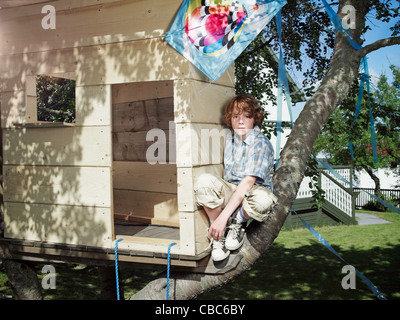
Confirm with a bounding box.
[112,81,179,227]
[0,0,236,255]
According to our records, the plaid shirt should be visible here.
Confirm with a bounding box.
[223,125,274,190]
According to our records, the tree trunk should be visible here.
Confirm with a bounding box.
[97,266,124,300]
[361,165,386,211]
[130,0,400,300]
[3,260,43,300]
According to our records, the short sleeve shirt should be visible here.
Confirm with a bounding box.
[223,125,274,190]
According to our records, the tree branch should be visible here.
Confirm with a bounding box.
[358,36,400,57]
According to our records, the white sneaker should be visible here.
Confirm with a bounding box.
[225,219,245,251]
[211,238,230,262]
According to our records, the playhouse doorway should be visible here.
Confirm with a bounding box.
[111,81,179,241]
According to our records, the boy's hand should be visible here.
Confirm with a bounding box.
[208,215,229,240]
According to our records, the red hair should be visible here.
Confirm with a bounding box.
[224,94,264,128]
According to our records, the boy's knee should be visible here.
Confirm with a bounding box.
[243,188,278,221]
[255,189,277,211]
[194,173,217,191]
[194,173,224,209]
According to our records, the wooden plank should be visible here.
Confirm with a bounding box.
[75,85,111,126]
[179,211,196,255]
[194,209,210,254]
[177,164,223,212]
[3,165,112,207]
[0,0,53,8]
[0,0,121,14]
[113,161,177,194]
[0,39,234,94]
[76,38,192,86]
[13,122,76,128]
[3,125,112,166]
[113,189,179,227]
[110,236,182,257]
[114,223,179,240]
[113,131,150,162]
[0,0,182,55]
[0,90,25,128]
[1,84,111,128]
[322,201,356,225]
[112,97,173,133]
[0,47,78,92]
[174,80,235,124]
[292,198,315,211]
[178,209,209,256]
[113,130,175,163]
[111,81,175,162]
[0,239,207,267]
[112,80,173,105]
[4,202,113,247]
[176,123,227,167]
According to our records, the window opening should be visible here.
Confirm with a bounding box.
[36,75,76,123]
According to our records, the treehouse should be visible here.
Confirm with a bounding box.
[0,0,237,272]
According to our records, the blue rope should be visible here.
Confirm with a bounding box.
[115,238,124,300]
[166,242,177,300]
[321,0,361,50]
[313,156,400,214]
[292,208,387,300]
[275,10,294,168]
[320,1,378,163]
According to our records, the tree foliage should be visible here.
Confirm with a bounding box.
[36,75,76,123]
[313,65,400,188]
[237,0,400,99]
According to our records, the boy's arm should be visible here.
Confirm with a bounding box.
[208,175,256,240]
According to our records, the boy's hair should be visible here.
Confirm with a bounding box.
[224,94,264,128]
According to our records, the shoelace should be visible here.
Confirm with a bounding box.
[202,229,225,253]
[227,223,241,240]
[212,238,225,249]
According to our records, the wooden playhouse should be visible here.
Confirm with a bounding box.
[0,0,236,271]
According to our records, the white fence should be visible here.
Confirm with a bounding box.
[355,188,400,208]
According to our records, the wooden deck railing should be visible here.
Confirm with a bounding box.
[296,166,354,218]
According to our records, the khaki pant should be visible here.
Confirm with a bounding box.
[194,173,278,222]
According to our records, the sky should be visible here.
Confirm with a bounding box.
[363,18,399,84]
[289,8,399,121]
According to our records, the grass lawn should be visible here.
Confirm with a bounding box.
[1,210,399,300]
[201,210,400,300]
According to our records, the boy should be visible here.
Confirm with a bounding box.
[194,94,277,262]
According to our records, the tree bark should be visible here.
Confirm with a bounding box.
[130,0,399,300]
[3,260,43,300]
[97,266,124,300]
[361,165,386,211]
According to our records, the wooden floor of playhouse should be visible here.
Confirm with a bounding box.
[114,219,179,240]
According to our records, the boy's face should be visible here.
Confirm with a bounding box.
[231,105,255,140]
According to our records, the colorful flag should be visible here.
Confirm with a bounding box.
[165,0,287,82]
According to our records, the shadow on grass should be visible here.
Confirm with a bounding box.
[199,242,400,300]
[1,241,398,300]
[29,263,164,300]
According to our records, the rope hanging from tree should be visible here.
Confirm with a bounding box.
[275,2,398,300]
